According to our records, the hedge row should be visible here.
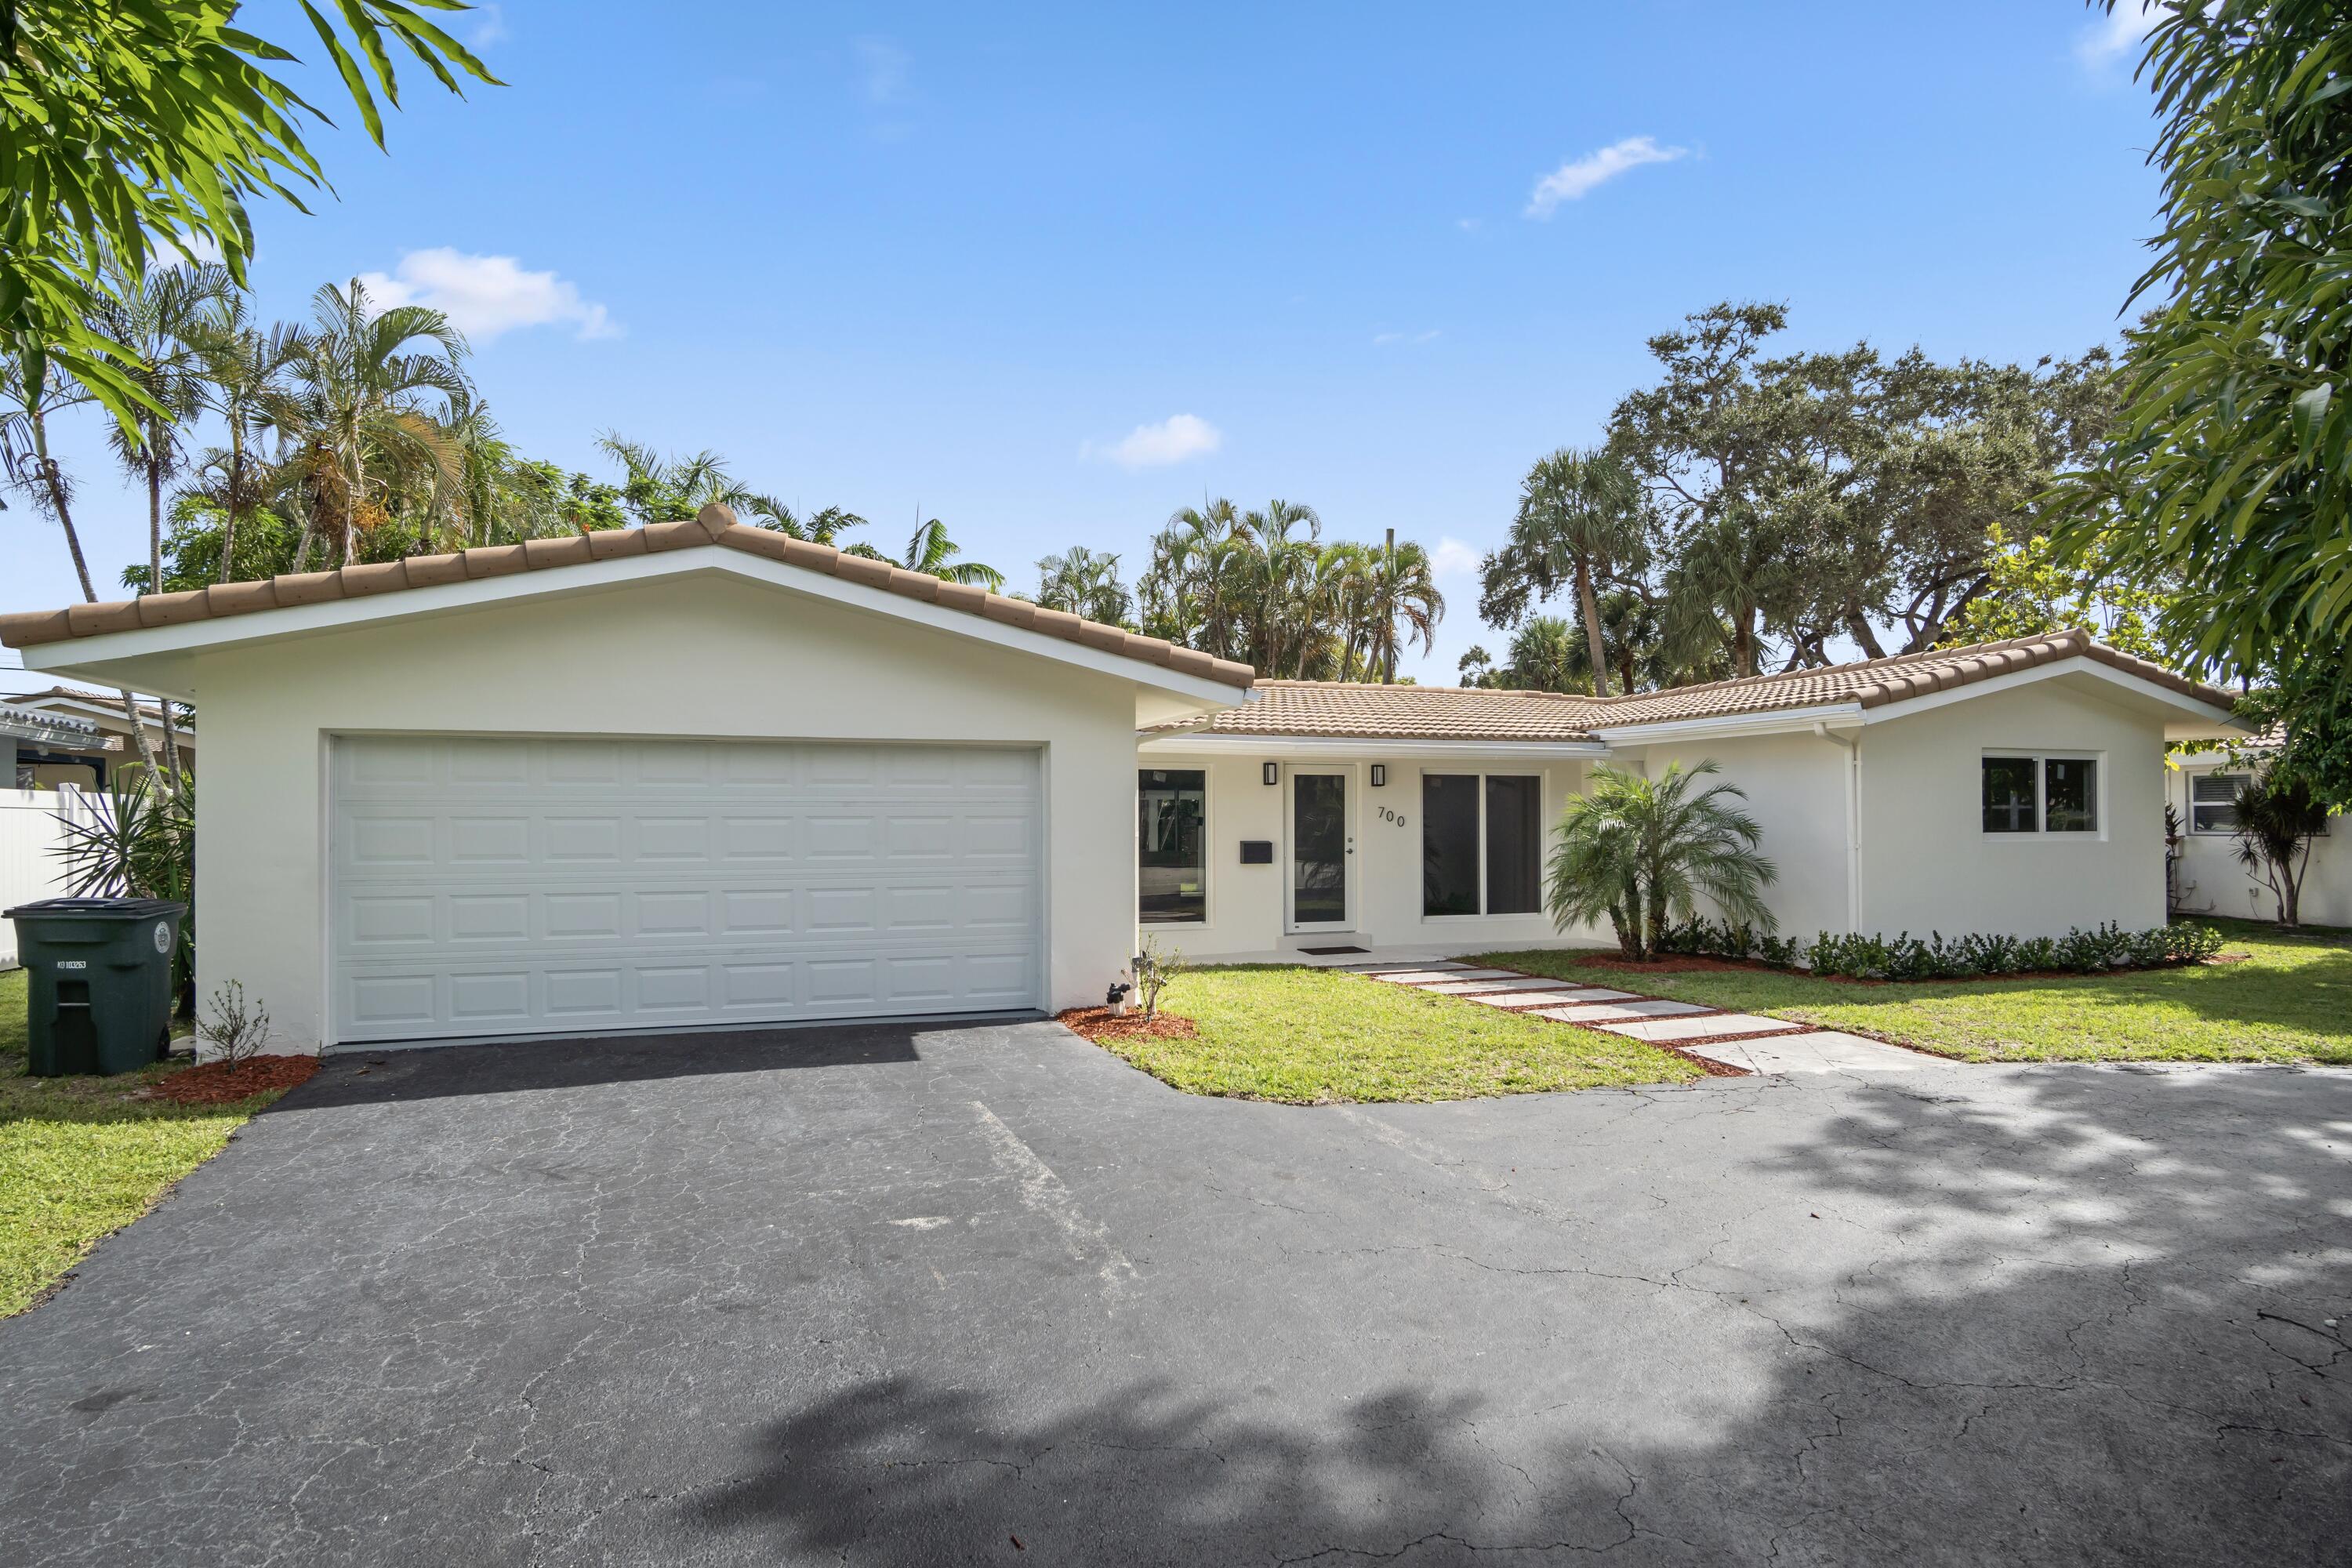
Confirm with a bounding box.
[1654,916,2226,981]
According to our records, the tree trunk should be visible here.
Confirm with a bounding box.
[1573,557,1611,698]
[1843,609,1887,660]
[28,408,172,787]
[145,441,186,786]
[217,425,243,586]
[293,484,319,572]
[29,410,96,601]
[342,452,365,564]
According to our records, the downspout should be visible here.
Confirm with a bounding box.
[1812,723,1862,934]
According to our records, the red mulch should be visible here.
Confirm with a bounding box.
[1657,1043,1754,1078]
[1566,953,2239,986]
[152,1053,320,1105]
[1056,1005,1198,1044]
[1568,953,1756,976]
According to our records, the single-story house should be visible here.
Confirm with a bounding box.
[5,684,189,788]
[0,505,2242,1054]
[2,700,115,791]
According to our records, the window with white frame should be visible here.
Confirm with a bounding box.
[1981,754,2100,835]
[2189,772,2245,835]
[1422,774,1543,916]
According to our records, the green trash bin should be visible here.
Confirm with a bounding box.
[5,898,187,1076]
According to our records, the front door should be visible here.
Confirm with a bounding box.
[1286,767,1352,931]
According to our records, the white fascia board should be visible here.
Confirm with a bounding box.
[21,550,1248,710]
[1855,655,2241,738]
[1586,702,1864,747]
[1138,732,1609,760]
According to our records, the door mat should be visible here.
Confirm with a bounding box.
[1298,945,1370,956]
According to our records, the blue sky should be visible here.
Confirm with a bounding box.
[5,0,2169,694]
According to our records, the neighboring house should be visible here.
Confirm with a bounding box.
[0,701,115,790]
[7,684,191,786]
[0,506,2241,1054]
[2165,744,2348,926]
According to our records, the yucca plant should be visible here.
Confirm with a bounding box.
[54,771,196,1007]
[1546,760,1777,961]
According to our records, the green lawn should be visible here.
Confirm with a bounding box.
[1087,964,1703,1103]
[0,969,285,1317]
[1479,919,2352,1066]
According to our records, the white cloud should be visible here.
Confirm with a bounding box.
[854,35,911,103]
[468,3,507,48]
[355,249,620,343]
[1428,537,1481,579]
[1524,135,1689,218]
[1373,328,1441,346]
[2075,0,2164,67]
[1456,217,1481,233]
[1087,414,1223,470]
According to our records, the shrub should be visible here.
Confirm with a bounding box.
[1134,936,1185,1019]
[195,981,271,1065]
[1660,918,2224,981]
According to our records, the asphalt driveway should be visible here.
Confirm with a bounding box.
[2,1019,2346,1565]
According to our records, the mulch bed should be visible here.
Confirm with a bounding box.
[1566,953,2241,986]
[1055,1006,1199,1044]
[151,1053,320,1105]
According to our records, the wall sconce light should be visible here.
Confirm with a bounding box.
[1261,761,1279,786]
[1370,764,1388,788]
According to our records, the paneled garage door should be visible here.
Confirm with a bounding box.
[329,736,1043,1044]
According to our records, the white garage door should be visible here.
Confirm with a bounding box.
[329,736,1043,1044]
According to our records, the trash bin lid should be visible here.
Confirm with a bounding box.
[3,897,189,921]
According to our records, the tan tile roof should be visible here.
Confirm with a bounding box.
[1584,629,2237,725]
[1167,681,1611,741]
[0,506,1256,690]
[1150,630,2235,742]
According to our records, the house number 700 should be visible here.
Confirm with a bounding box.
[1377,806,1408,827]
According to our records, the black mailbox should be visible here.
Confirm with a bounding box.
[1238,840,1274,864]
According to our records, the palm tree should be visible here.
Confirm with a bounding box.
[892,517,1004,590]
[742,494,869,546]
[293,278,471,566]
[1545,760,1777,960]
[1492,448,1646,696]
[1035,546,1131,624]
[194,294,306,582]
[1357,538,1443,684]
[598,434,756,525]
[1505,616,1585,692]
[0,344,176,788]
[96,258,233,781]
[2232,774,2328,928]
[1135,498,1445,680]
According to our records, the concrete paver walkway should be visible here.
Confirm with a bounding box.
[1348,959,1923,1075]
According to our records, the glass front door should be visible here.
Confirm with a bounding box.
[1288,768,1352,930]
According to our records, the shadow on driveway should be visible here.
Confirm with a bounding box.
[281,1018,1034,1106]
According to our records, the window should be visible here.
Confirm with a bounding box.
[1424,773,1543,916]
[1138,769,1207,924]
[1982,757,2038,833]
[2190,772,2245,835]
[1422,775,1480,916]
[1486,776,1542,915]
[1980,755,2100,836]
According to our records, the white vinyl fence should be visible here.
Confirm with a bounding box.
[0,788,100,968]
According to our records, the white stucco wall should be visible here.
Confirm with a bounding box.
[189,572,1147,1051]
[1609,732,1853,942]
[1857,680,2167,938]
[2167,757,2351,927]
[1136,750,1602,958]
